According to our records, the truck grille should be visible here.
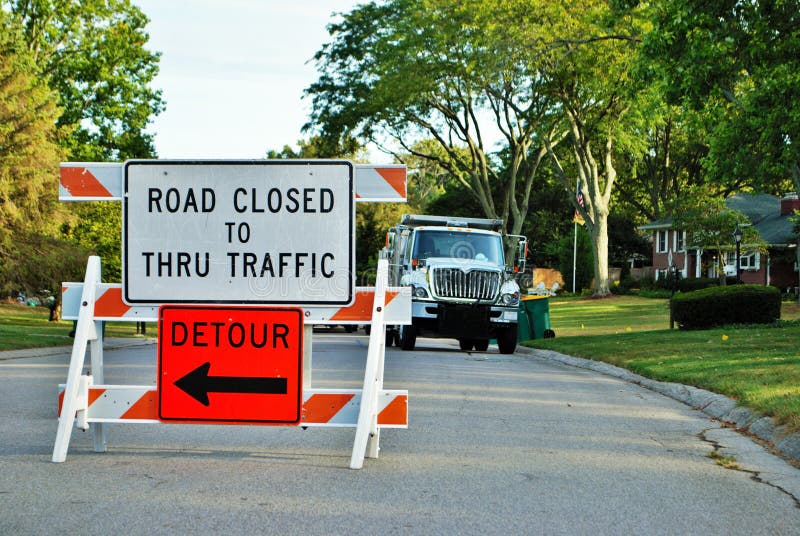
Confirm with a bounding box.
[430,267,501,301]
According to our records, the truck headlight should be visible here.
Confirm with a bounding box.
[412,285,430,299]
[499,292,520,306]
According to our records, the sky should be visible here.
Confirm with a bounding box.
[136,1,365,160]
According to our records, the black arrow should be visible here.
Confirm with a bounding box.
[174,362,287,406]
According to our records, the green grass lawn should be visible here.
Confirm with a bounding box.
[0,302,154,351]
[525,296,800,432]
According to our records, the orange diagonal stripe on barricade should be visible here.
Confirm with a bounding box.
[302,393,356,423]
[94,288,131,318]
[60,167,113,198]
[329,290,399,321]
[375,167,406,198]
[88,388,106,407]
[120,391,157,420]
[378,395,407,426]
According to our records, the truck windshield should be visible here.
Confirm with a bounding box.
[412,230,504,265]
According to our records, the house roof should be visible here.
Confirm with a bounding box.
[639,193,797,246]
[726,194,795,245]
[638,217,672,231]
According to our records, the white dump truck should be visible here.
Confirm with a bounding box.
[384,214,527,354]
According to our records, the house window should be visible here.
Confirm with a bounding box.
[740,253,760,270]
[674,231,686,252]
[656,230,668,253]
[725,251,761,271]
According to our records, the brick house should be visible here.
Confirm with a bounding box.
[639,193,799,292]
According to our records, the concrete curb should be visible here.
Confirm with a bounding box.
[0,338,157,361]
[517,345,800,465]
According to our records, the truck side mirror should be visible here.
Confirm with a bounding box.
[515,239,528,272]
[515,239,528,271]
[385,231,395,258]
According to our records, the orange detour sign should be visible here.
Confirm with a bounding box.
[157,305,303,425]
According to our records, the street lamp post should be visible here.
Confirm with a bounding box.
[733,224,743,284]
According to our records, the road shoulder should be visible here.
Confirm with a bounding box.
[518,345,800,467]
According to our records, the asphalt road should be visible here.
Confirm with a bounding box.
[1,333,799,535]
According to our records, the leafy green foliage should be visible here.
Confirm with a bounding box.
[355,203,407,282]
[518,0,653,295]
[5,0,164,160]
[642,0,800,193]
[307,0,659,297]
[671,285,781,329]
[305,0,562,236]
[0,19,65,244]
[607,212,651,266]
[0,17,82,301]
[613,105,711,221]
[1,1,164,306]
[61,202,122,283]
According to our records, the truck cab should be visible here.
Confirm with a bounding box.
[385,215,527,354]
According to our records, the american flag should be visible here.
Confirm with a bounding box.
[573,190,585,225]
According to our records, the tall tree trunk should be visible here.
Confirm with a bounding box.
[545,121,614,297]
[588,210,610,295]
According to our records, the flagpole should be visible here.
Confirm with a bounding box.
[573,177,579,294]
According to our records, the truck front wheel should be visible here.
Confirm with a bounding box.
[400,324,416,351]
[496,325,517,355]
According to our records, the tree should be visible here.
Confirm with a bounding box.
[400,139,464,212]
[4,1,166,288]
[614,104,709,222]
[305,0,563,238]
[669,186,766,283]
[5,0,164,160]
[265,134,366,163]
[0,17,65,249]
[0,17,86,315]
[642,0,800,195]
[307,0,656,296]
[536,0,652,295]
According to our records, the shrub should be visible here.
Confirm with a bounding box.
[638,289,673,299]
[609,283,628,295]
[638,275,656,291]
[671,285,781,329]
[677,277,719,293]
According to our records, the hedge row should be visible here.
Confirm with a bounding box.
[615,276,719,295]
[670,284,781,329]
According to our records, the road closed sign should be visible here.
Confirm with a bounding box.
[157,305,304,425]
[123,160,354,305]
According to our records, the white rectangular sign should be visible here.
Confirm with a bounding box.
[123,160,354,305]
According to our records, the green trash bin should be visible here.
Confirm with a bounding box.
[517,295,554,341]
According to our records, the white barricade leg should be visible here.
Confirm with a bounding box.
[367,318,387,459]
[89,320,106,452]
[350,258,388,469]
[52,256,102,462]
